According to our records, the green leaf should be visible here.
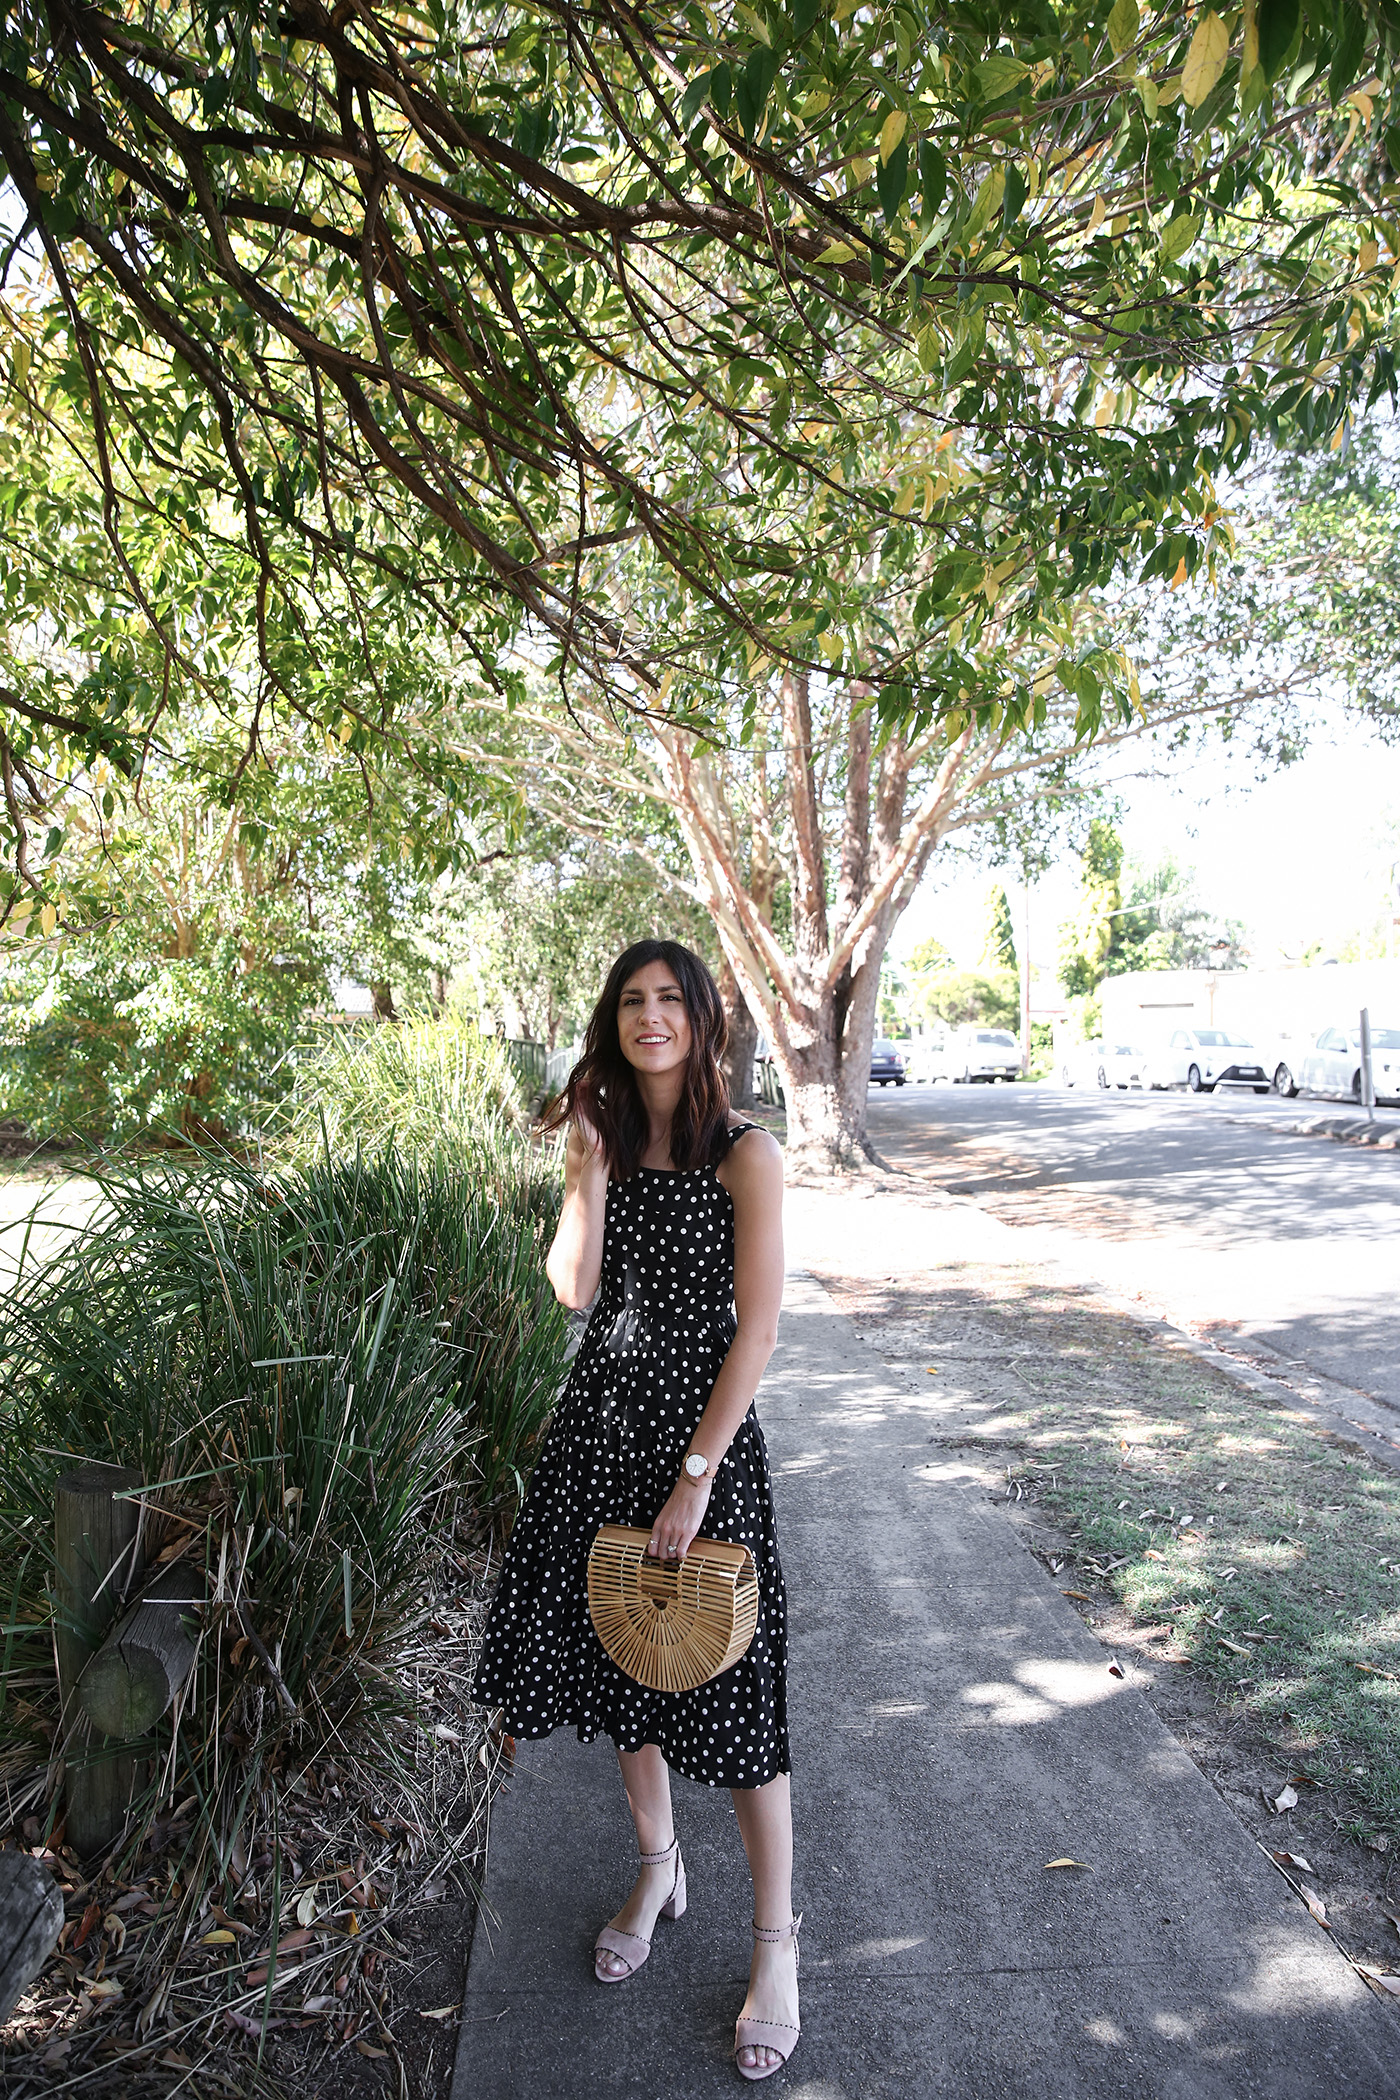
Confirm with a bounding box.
[1160,213,1201,261]
[1328,2,1367,104]
[1256,0,1299,84]
[1107,0,1140,58]
[790,0,822,36]
[974,55,1030,103]
[681,71,714,129]
[918,140,947,218]
[1002,163,1027,231]
[965,168,1005,242]
[734,46,778,142]
[877,139,909,225]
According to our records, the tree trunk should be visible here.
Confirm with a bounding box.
[370,981,397,1022]
[717,956,758,1109]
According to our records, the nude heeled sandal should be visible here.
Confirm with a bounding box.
[593,1837,686,1983]
[734,1913,802,2081]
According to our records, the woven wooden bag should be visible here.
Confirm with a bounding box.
[587,1524,759,1693]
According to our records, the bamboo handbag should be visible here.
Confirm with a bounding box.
[587,1524,759,1693]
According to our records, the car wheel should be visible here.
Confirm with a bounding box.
[1096,1066,1108,1088]
[1352,1069,1363,1103]
[962,1067,972,1084]
[1273,1063,1295,1097]
[1187,1063,1204,1092]
[895,1077,906,1087]
[1060,1066,1073,1087]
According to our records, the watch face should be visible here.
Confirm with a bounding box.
[685,1455,705,1478]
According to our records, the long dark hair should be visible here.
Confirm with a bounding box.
[541,940,730,1179]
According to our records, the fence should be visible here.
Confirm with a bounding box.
[505,1038,582,1107]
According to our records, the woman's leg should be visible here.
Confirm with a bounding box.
[596,1742,680,1977]
[732,1773,798,2072]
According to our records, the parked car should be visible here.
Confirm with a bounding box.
[1150,1027,1270,1093]
[1256,1028,1312,1098]
[904,1038,945,1084]
[939,1025,1021,1083]
[1297,1023,1400,1105]
[869,1038,908,1086]
[1061,1039,1149,1089]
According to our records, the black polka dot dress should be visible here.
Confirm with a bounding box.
[472,1126,790,1788]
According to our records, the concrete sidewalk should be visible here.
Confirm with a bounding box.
[456,1272,1399,2098]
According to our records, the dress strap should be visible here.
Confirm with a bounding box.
[725,1122,761,1145]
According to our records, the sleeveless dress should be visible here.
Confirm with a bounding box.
[471,1125,790,1788]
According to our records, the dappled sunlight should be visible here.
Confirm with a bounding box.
[959,1657,1127,1728]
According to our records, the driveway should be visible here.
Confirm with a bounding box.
[864,1083,1400,1418]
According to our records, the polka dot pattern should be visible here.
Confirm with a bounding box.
[472,1126,790,1788]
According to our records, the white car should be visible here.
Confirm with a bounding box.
[1150,1027,1270,1094]
[1298,1023,1400,1106]
[1060,1039,1150,1089]
[1257,1029,1313,1098]
[904,1038,945,1084]
[939,1025,1021,1082]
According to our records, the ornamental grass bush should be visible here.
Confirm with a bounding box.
[280,1011,526,1171]
[0,1132,567,1962]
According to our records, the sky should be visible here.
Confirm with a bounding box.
[890,704,1400,983]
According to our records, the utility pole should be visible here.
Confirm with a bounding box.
[1021,873,1032,1076]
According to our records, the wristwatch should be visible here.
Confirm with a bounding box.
[682,1451,713,1483]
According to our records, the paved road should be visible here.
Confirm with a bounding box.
[864,1081,1400,1418]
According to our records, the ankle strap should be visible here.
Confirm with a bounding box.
[639,1837,679,1866]
[752,1911,801,1945]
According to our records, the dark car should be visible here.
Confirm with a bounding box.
[869,1038,907,1087]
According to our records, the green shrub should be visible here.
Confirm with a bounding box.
[0,936,319,1146]
[0,1140,567,1924]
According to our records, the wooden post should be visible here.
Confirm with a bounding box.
[0,1851,65,2024]
[78,1564,201,1741]
[54,1463,145,1859]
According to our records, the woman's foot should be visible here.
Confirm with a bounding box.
[595,1841,683,1980]
[735,1920,800,2075]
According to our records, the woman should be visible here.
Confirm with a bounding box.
[472,939,798,2082]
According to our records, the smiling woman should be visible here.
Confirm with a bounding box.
[472,939,799,2080]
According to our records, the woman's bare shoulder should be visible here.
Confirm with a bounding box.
[720,1121,783,1181]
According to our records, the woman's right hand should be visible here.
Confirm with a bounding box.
[573,1105,604,1164]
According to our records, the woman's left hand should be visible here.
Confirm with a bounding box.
[648,1474,713,1561]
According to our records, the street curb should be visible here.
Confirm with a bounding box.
[1220,1110,1400,1150]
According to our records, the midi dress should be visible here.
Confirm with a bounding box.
[471,1125,790,1788]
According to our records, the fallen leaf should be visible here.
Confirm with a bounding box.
[302,1995,338,2013]
[1219,1638,1252,1656]
[1145,1549,1167,1562]
[73,1899,102,1950]
[1360,1968,1400,1996]
[1271,1784,1299,1813]
[296,1890,318,1927]
[1061,1590,1092,1602]
[355,2040,390,2059]
[1271,1851,1314,1874]
[1107,1659,1124,1678]
[225,2008,282,2037]
[1044,1858,1090,1870]
[86,1979,123,2000]
[277,1928,315,1953]
[419,2005,460,2021]
[421,1878,447,1902]
[1300,1888,1329,1927]
[201,1929,237,1946]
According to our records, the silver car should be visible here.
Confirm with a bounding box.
[1151,1027,1270,1093]
[1298,1023,1400,1106]
[941,1025,1021,1082]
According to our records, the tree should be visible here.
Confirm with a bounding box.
[453,644,1287,1167]
[2,0,1398,926]
[980,884,1018,971]
[1058,817,1124,995]
[436,821,714,1045]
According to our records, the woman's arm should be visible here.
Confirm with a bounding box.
[545,1120,609,1310]
[646,1128,785,1560]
